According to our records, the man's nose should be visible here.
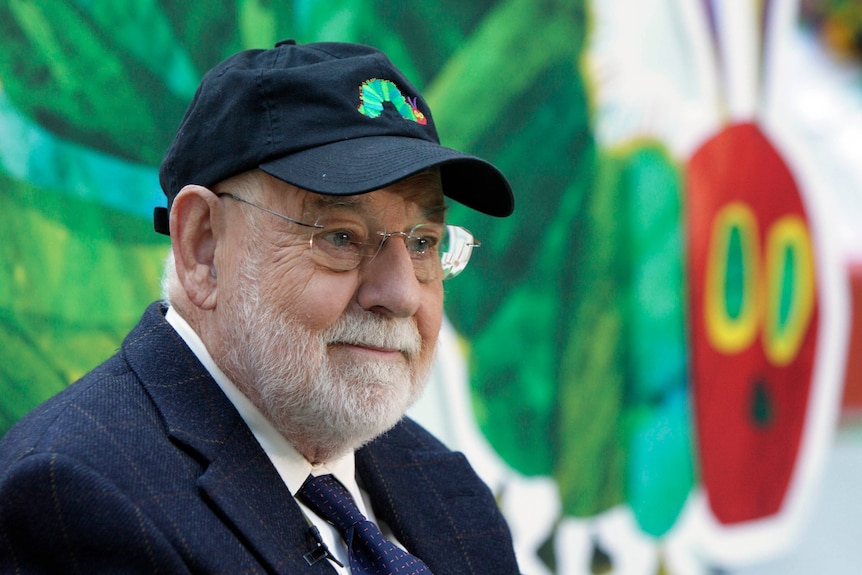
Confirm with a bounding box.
[355,236,423,318]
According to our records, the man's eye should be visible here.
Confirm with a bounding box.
[409,236,436,254]
[321,230,355,248]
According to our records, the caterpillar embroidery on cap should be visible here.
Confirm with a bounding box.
[357,78,427,124]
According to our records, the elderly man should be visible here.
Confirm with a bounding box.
[0,40,519,574]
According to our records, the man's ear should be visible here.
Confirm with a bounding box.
[170,185,222,310]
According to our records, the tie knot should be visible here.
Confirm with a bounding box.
[297,474,366,535]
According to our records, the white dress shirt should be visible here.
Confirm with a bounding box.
[166,306,391,573]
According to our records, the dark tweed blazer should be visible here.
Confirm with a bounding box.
[0,302,519,574]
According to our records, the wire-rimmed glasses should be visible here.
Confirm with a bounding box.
[217,193,480,281]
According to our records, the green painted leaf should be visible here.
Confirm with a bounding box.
[0,172,168,435]
[0,0,189,164]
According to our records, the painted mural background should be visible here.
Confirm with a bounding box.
[1,1,861,574]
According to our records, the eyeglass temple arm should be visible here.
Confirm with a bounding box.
[216,193,323,229]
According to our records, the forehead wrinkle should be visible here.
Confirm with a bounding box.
[304,191,447,223]
[424,202,448,221]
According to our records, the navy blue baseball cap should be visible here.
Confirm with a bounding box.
[155,40,514,235]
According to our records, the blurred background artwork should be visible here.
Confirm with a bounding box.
[1,1,860,574]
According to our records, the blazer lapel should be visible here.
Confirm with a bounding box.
[123,303,333,574]
[356,419,511,574]
[198,423,333,574]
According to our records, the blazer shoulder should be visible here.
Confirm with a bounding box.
[0,350,162,471]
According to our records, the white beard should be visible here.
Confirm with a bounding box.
[219,251,433,462]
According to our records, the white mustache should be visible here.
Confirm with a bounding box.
[322,311,422,356]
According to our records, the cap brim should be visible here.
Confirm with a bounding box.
[259,136,514,217]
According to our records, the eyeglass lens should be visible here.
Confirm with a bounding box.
[218,192,479,280]
[309,215,478,281]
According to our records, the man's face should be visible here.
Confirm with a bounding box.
[212,172,445,462]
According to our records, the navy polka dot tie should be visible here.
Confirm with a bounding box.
[297,474,432,574]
